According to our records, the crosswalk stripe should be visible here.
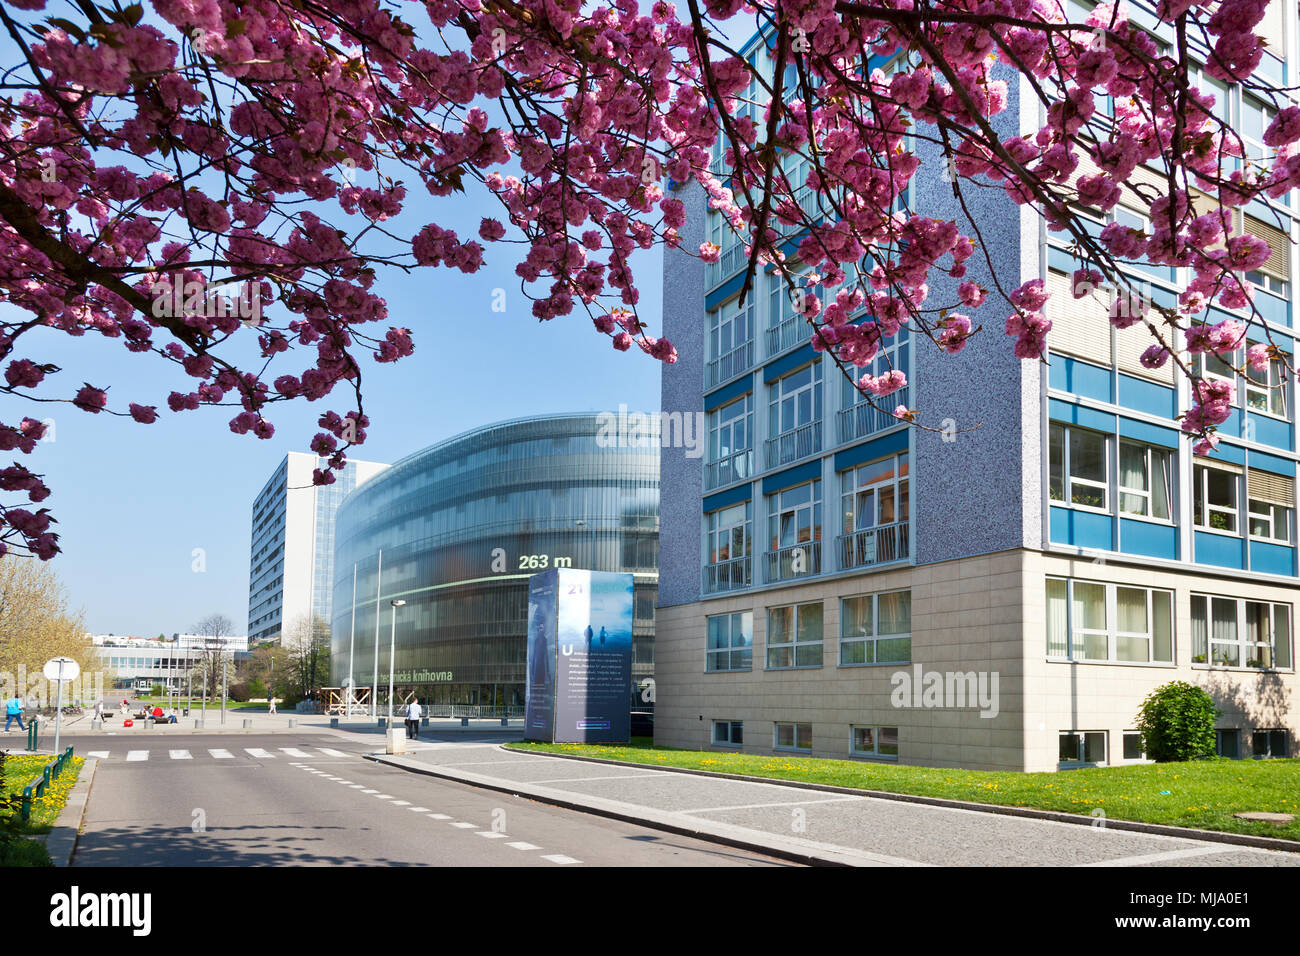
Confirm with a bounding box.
[169,750,192,760]
[542,854,581,865]
[373,794,394,800]
[427,813,451,820]
[280,748,310,757]
[209,749,233,759]
[360,789,379,794]
[244,748,274,759]
[126,750,148,762]
[392,800,410,806]
[408,807,430,812]
[317,748,347,757]
[476,832,508,839]
[87,751,109,759]
[449,821,477,829]
[507,842,540,851]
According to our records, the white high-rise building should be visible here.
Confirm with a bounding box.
[247,452,388,644]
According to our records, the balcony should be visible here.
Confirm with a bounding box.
[704,449,753,491]
[838,521,909,570]
[765,421,821,469]
[837,389,908,443]
[766,540,822,583]
[704,557,751,593]
[705,242,749,289]
[765,315,806,356]
[705,339,754,390]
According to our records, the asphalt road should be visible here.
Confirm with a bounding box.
[58,732,791,867]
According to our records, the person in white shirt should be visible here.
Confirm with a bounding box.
[404,698,422,740]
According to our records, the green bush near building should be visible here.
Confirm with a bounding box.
[507,740,1300,841]
[1135,681,1219,762]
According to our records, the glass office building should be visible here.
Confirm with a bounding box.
[330,413,659,710]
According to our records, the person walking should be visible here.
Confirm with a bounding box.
[405,698,422,740]
[5,694,25,732]
[268,696,277,716]
[93,699,104,722]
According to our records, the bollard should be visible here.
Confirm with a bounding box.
[421,716,429,727]
[288,718,296,728]
[330,717,339,728]
[385,728,407,755]
[460,716,469,727]
[194,718,204,729]
[242,719,252,729]
[145,718,154,728]
[91,720,101,730]
[377,717,386,729]
[501,717,509,727]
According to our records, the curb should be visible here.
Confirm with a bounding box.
[44,756,97,868]
[364,752,921,867]
[500,746,1300,855]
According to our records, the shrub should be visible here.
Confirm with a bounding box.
[151,683,164,697]
[1136,681,1219,762]
[247,678,266,700]
[226,682,251,703]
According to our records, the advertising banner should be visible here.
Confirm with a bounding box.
[524,568,633,743]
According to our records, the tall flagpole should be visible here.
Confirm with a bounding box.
[346,562,357,718]
[370,549,382,718]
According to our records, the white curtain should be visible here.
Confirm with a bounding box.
[1047,579,1068,657]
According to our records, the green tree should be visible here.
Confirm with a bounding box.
[1136,682,1219,762]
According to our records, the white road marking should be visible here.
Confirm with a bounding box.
[1078,845,1247,867]
[280,748,310,757]
[477,832,509,839]
[126,750,148,762]
[392,800,411,806]
[209,749,234,759]
[507,841,540,851]
[449,821,477,829]
[245,748,274,759]
[427,813,452,820]
[336,779,353,784]
[373,794,394,800]
[317,748,348,757]
[168,750,192,760]
[349,784,366,789]
[678,796,866,814]
[87,751,109,759]
[408,807,430,812]
[360,789,379,794]
[542,854,581,865]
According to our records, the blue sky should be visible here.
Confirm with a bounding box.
[13,191,665,636]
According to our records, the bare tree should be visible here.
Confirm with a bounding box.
[283,615,331,702]
[190,613,235,699]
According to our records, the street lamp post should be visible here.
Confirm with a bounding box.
[387,599,406,724]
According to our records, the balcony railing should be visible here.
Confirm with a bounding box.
[765,421,821,468]
[765,316,806,356]
[766,540,822,583]
[837,389,908,443]
[705,557,752,593]
[704,449,753,491]
[705,339,754,389]
[838,521,909,570]
[706,242,748,289]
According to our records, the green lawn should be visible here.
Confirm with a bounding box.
[0,753,86,866]
[506,740,1300,842]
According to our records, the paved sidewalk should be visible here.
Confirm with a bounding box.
[16,711,524,739]
[370,742,1300,867]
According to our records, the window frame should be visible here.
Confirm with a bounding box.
[712,720,744,747]
[706,611,754,673]
[1243,341,1289,419]
[1191,593,1293,670]
[1049,423,1110,512]
[1193,464,1240,534]
[850,725,899,760]
[773,721,813,753]
[1058,730,1108,768]
[765,601,824,670]
[840,453,909,535]
[767,360,823,439]
[1117,439,1173,522]
[839,590,912,666]
[1045,577,1175,665]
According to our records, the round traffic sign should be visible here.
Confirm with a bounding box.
[43,656,80,682]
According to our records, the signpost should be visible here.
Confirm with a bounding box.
[43,656,80,756]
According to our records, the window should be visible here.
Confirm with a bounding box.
[1216,729,1241,759]
[1118,441,1171,520]
[1193,464,1238,533]
[706,396,753,489]
[839,454,909,568]
[1045,578,1174,663]
[767,362,822,444]
[1121,732,1147,762]
[851,726,899,759]
[766,270,824,354]
[840,590,911,665]
[839,327,910,440]
[1247,469,1294,543]
[766,602,823,669]
[1191,594,1292,669]
[1193,347,1240,397]
[1251,729,1289,759]
[774,721,812,752]
[706,612,753,672]
[766,480,822,581]
[1049,423,1108,510]
[707,295,754,386]
[712,720,744,746]
[1059,731,1107,766]
[705,501,752,592]
[1241,96,1275,165]
[1243,341,1288,416]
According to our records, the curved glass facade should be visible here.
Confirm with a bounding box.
[331,413,659,710]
